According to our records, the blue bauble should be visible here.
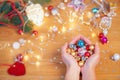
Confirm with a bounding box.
[77,40,85,47]
[92,8,99,14]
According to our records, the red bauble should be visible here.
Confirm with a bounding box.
[8,62,26,76]
[16,54,23,61]
[99,33,104,38]
[84,52,91,57]
[86,45,90,50]
[32,30,38,36]
[48,5,54,11]
[18,29,23,35]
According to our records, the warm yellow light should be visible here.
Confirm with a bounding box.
[69,18,74,22]
[61,26,67,33]
[91,32,96,38]
[36,61,40,66]
[24,55,29,61]
[39,36,44,42]
[87,12,93,19]
[36,55,41,60]
[27,40,31,43]
[69,12,77,23]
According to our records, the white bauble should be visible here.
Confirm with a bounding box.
[112,53,120,61]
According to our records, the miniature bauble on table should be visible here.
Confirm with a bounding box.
[18,29,23,35]
[112,53,120,61]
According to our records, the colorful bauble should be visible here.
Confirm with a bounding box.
[111,53,120,61]
[12,42,20,49]
[18,29,23,35]
[77,40,85,48]
[92,8,99,14]
[99,33,108,44]
[32,30,38,36]
[16,54,24,62]
[48,5,54,11]
[67,39,95,66]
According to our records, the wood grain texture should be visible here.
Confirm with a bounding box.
[0,0,120,80]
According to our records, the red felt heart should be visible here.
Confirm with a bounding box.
[8,61,26,76]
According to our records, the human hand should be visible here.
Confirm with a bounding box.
[61,43,80,72]
[81,42,100,80]
[61,35,92,71]
[81,43,100,74]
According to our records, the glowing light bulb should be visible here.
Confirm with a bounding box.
[24,55,29,61]
[91,32,96,38]
[36,55,41,60]
[69,18,74,22]
[36,61,40,66]
[61,26,67,33]
[27,40,31,43]
[39,36,44,42]
[87,12,93,19]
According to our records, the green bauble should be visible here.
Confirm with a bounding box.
[11,16,21,26]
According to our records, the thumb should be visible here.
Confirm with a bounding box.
[61,43,68,55]
[94,43,100,55]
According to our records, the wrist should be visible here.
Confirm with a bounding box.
[82,67,95,75]
[67,65,80,73]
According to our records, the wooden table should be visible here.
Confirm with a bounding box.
[0,0,120,80]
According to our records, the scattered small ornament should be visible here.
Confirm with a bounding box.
[18,29,23,35]
[32,30,38,36]
[18,38,26,46]
[92,8,99,14]
[15,54,24,62]
[68,0,86,11]
[111,53,120,61]
[12,42,20,49]
[67,39,95,66]
[57,2,66,10]
[51,8,59,16]
[98,33,108,44]
[48,5,54,11]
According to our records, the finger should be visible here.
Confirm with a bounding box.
[61,43,68,55]
[94,43,100,55]
[70,35,91,45]
[81,36,91,45]
[70,35,82,44]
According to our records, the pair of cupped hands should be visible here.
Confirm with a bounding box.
[61,35,100,80]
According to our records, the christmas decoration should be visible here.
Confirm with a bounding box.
[67,39,95,66]
[111,53,120,61]
[8,61,25,76]
[12,42,21,49]
[8,54,25,76]
[68,0,86,11]
[0,0,34,34]
[98,33,108,44]
[32,30,38,36]
[25,2,44,26]
[18,29,24,35]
